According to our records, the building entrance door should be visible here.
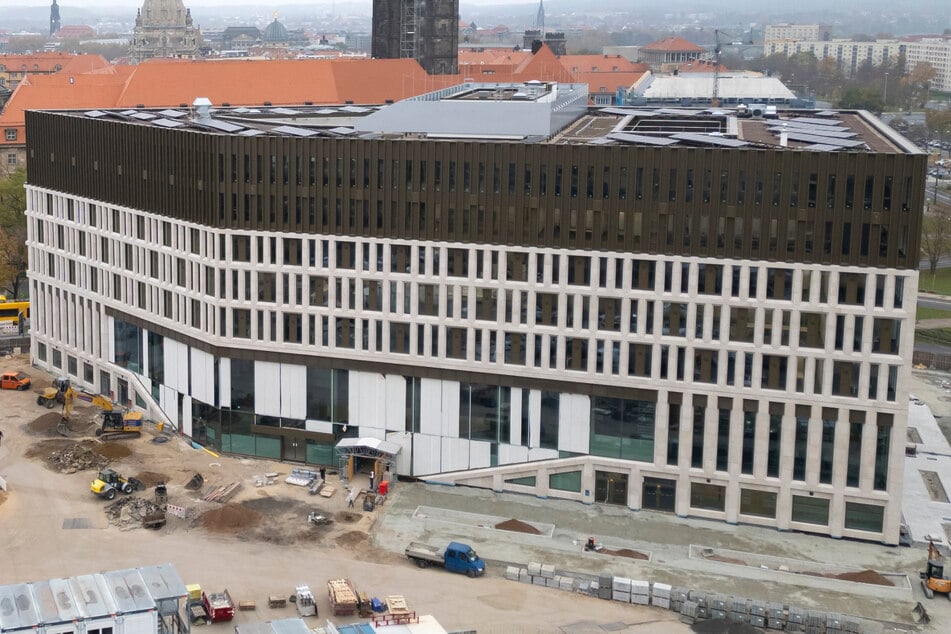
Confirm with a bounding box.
[642,476,677,512]
[594,470,628,505]
[282,436,306,462]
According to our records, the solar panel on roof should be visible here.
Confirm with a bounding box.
[119,110,138,116]
[670,132,749,147]
[769,125,855,138]
[129,112,156,120]
[238,129,266,136]
[784,131,866,148]
[272,125,318,137]
[802,143,845,152]
[789,117,842,126]
[192,118,245,132]
[327,127,356,135]
[770,121,849,133]
[270,107,301,115]
[599,107,637,116]
[84,110,108,118]
[316,108,337,114]
[151,118,186,128]
[606,132,678,146]
[340,105,371,113]
[157,109,187,118]
[815,110,838,117]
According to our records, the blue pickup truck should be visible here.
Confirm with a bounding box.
[405,541,486,577]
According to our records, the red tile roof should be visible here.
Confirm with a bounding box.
[642,36,703,53]
[0,52,109,74]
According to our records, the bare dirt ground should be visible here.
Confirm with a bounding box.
[0,354,686,633]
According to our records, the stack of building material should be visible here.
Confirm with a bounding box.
[708,594,728,620]
[518,569,531,583]
[612,577,631,603]
[787,606,804,630]
[327,579,358,616]
[527,562,543,585]
[540,564,556,587]
[748,600,766,628]
[688,590,708,619]
[679,600,699,625]
[651,582,671,609]
[586,580,599,596]
[766,602,785,629]
[826,612,843,632]
[597,573,612,600]
[557,576,573,591]
[670,587,689,612]
[504,566,519,581]
[630,580,650,605]
[730,597,749,623]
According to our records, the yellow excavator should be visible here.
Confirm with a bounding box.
[922,539,951,599]
[62,387,143,440]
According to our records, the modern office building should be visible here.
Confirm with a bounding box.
[371,0,459,75]
[25,84,924,544]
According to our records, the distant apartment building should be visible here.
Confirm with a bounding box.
[764,38,902,78]
[764,24,830,43]
[904,36,951,93]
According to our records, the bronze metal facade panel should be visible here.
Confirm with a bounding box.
[27,111,926,269]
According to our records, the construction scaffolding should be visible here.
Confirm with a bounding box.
[399,0,418,60]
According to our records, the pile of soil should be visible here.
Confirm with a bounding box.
[603,548,649,560]
[134,471,169,488]
[834,569,893,586]
[335,511,362,523]
[200,503,262,533]
[27,412,64,436]
[94,442,132,460]
[704,554,747,566]
[495,518,541,534]
[336,530,370,549]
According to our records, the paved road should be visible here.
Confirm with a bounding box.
[917,294,951,311]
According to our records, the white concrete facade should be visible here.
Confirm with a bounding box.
[25,185,915,544]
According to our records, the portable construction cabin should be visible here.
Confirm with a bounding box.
[0,564,189,634]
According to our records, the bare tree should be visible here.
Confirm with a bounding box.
[0,226,27,299]
[921,202,951,288]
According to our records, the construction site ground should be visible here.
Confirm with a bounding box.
[0,351,949,634]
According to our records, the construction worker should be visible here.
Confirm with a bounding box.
[0,429,4,446]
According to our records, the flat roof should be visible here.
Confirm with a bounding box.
[39,83,919,154]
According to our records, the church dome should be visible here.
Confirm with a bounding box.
[263,18,288,42]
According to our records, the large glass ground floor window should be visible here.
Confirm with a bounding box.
[589,395,656,461]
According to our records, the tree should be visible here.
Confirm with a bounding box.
[921,203,951,287]
[0,169,27,299]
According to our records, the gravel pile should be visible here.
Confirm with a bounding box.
[105,496,163,530]
[47,443,109,473]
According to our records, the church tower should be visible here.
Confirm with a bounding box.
[50,0,61,37]
[130,0,204,64]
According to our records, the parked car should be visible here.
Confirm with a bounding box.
[0,371,31,390]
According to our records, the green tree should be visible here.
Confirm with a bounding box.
[0,169,27,299]
[921,202,951,288]
[837,86,883,111]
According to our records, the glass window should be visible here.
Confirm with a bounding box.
[113,319,142,373]
[539,391,559,449]
[306,367,349,423]
[740,489,777,518]
[549,470,581,492]
[791,495,830,525]
[691,483,726,511]
[590,395,656,462]
[844,502,884,532]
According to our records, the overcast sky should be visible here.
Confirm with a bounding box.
[16,0,530,7]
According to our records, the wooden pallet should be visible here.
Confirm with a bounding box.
[202,481,242,502]
[238,601,256,611]
[268,595,287,609]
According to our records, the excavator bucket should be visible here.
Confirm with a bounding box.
[913,601,930,624]
[185,473,204,491]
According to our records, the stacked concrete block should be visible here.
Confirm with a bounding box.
[787,606,805,632]
[598,573,613,600]
[766,603,785,630]
[540,564,556,579]
[504,566,519,581]
[612,576,631,603]
[651,582,671,609]
[708,594,728,620]
[826,612,843,632]
[670,587,688,612]
[805,610,825,630]
[679,600,699,625]
[749,600,766,628]
[587,580,600,596]
[688,591,708,619]
[518,569,531,583]
[730,597,749,623]
[558,576,574,591]
[630,580,650,605]
[527,562,542,576]
[545,575,560,588]
[840,617,862,632]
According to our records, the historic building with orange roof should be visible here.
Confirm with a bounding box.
[0,52,110,91]
[639,36,704,71]
[0,57,449,175]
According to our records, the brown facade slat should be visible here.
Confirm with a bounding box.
[26,110,926,269]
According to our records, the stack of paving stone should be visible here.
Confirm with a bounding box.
[688,591,708,619]
[730,597,749,623]
[679,600,699,625]
[787,606,805,632]
[630,580,650,605]
[598,573,612,600]
[611,577,631,603]
[651,582,671,610]
[508,563,578,592]
[748,600,767,628]
[669,587,688,612]
[766,602,785,629]
[805,609,826,632]
[708,594,729,620]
